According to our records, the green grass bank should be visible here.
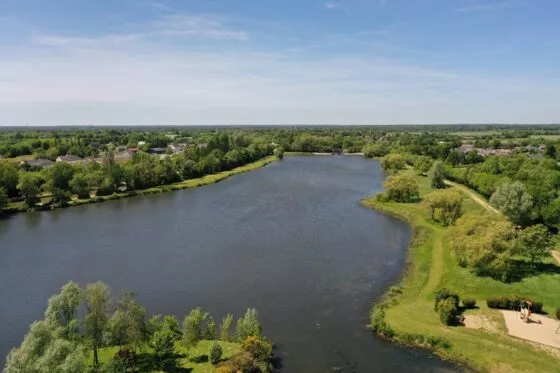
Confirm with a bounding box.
[89,340,242,373]
[363,169,560,373]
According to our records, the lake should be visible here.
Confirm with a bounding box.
[0,156,457,372]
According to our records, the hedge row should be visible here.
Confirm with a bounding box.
[487,296,544,314]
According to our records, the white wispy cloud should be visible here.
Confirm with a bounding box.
[324,1,348,13]
[0,7,558,125]
[456,1,522,13]
[152,14,248,40]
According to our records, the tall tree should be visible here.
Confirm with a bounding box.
[85,282,111,368]
[236,308,262,341]
[182,308,208,348]
[431,161,446,189]
[423,190,463,226]
[17,173,40,207]
[490,181,533,226]
[108,291,147,350]
[383,175,419,202]
[0,162,19,197]
[219,314,234,342]
[518,224,553,265]
[44,282,82,340]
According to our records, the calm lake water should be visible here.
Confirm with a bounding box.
[0,156,457,372]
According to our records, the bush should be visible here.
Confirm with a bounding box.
[462,298,477,309]
[487,296,544,313]
[556,308,560,321]
[438,298,459,325]
[242,336,272,361]
[434,288,459,311]
[209,341,223,364]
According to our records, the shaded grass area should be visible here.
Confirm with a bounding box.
[4,156,277,214]
[363,169,560,373]
[89,341,242,373]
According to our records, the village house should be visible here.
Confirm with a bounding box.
[20,159,54,169]
[56,155,82,163]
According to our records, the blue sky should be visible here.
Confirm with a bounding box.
[0,0,559,125]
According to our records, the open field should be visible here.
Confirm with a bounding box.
[363,169,560,372]
[449,131,502,137]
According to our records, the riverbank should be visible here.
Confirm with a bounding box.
[4,156,277,215]
[362,169,560,373]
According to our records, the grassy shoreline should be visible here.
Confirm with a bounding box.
[4,156,278,215]
[362,170,560,373]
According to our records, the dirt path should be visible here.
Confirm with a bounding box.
[552,250,560,266]
[444,180,501,215]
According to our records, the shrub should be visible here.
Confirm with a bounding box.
[434,288,459,311]
[438,298,459,325]
[242,336,272,361]
[487,296,544,313]
[531,301,544,314]
[462,298,477,309]
[113,349,136,370]
[556,308,560,321]
[209,341,223,364]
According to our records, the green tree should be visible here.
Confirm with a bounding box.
[518,224,553,265]
[44,281,82,340]
[205,315,217,340]
[413,156,433,175]
[108,291,147,350]
[423,190,463,226]
[363,143,389,158]
[0,187,7,214]
[150,321,179,371]
[4,321,86,373]
[383,175,419,202]
[182,308,207,348]
[431,161,446,189]
[69,173,90,199]
[490,181,533,226]
[273,146,284,160]
[0,162,19,197]
[380,154,406,171]
[209,341,223,364]
[17,173,41,207]
[85,282,111,368]
[46,163,75,191]
[450,214,516,281]
[219,314,234,341]
[236,308,262,341]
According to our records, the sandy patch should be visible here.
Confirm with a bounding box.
[464,314,501,333]
[501,310,560,349]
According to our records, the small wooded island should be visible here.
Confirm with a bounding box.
[5,282,275,373]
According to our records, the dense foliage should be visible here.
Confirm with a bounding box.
[4,282,273,373]
[434,289,460,325]
[382,175,419,202]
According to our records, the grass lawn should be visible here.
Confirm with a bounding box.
[0,154,35,163]
[89,340,242,373]
[363,169,560,373]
